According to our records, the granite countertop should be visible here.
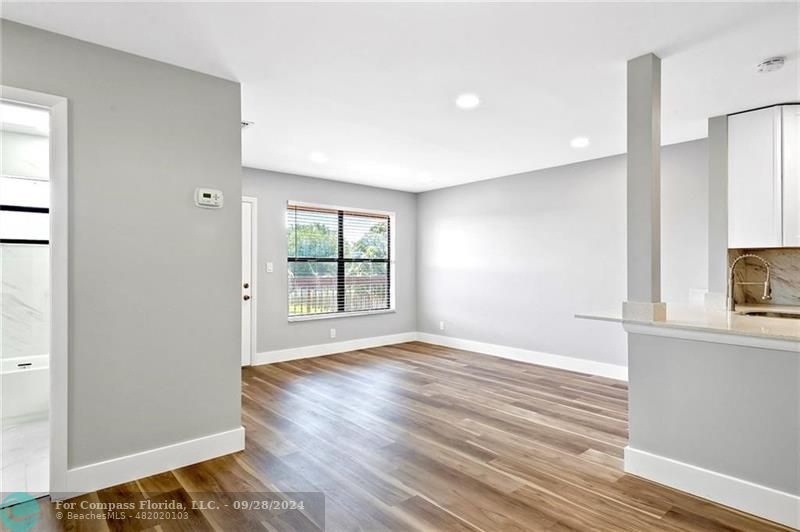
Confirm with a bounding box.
[576,304,800,345]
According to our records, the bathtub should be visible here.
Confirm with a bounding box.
[1,355,49,422]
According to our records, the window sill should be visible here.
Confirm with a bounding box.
[288,309,396,323]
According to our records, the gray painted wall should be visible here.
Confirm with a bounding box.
[707,116,729,300]
[1,21,243,468]
[417,140,708,367]
[242,168,417,352]
[0,19,715,472]
[662,139,709,306]
[628,333,799,495]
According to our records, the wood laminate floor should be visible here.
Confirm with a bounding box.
[29,342,791,531]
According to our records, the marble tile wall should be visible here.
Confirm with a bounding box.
[728,248,800,306]
[1,243,50,359]
[1,418,48,495]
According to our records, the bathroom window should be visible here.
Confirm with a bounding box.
[0,101,50,244]
[287,203,393,320]
[0,174,50,242]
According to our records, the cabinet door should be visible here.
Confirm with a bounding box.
[728,106,782,248]
[783,105,800,246]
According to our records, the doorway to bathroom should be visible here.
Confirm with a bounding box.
[1,87,67,505]
[0,99,51,501]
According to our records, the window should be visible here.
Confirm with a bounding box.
[287,203,392,319]
[1,102,50,244]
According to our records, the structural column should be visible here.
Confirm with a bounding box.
[624,53,666,321]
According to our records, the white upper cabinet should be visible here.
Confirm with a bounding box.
[782,105,800,247]
[728,106,784,248]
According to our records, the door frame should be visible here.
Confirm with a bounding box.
[1,85,70,497]
[241,196,258,366]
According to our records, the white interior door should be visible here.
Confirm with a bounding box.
[241,199,255,366]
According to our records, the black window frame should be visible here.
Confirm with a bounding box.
[287,204,392,317]
[0,204,50,245]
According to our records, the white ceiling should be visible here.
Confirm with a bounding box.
[3,2,798,192]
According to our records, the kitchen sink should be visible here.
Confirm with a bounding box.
[737,310,800,319]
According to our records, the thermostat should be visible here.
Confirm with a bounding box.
[195,188,224,208]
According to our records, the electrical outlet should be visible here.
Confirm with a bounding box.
[266,262,274,273]
[439,321,445,331]
[330,328,336,339]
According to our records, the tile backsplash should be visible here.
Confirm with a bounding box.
[728,248,800,306]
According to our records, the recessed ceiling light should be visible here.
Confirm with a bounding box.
[570,137,590,148]
[455,93,481,110]
[757,56,785,73]
[309,151,329,164]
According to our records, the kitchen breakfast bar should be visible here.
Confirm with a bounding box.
[578,307,800,529]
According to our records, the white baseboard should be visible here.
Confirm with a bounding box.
[253,331,627,381]
[62,427,245,496]
[417,333,628,381]
[253,332,418,365]
[625,446,799,529]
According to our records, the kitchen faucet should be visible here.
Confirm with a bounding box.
[727,253,772,312]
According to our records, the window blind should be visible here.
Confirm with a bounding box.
[287,203,391,317]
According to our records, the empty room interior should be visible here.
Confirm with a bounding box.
[0,2,799,531]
